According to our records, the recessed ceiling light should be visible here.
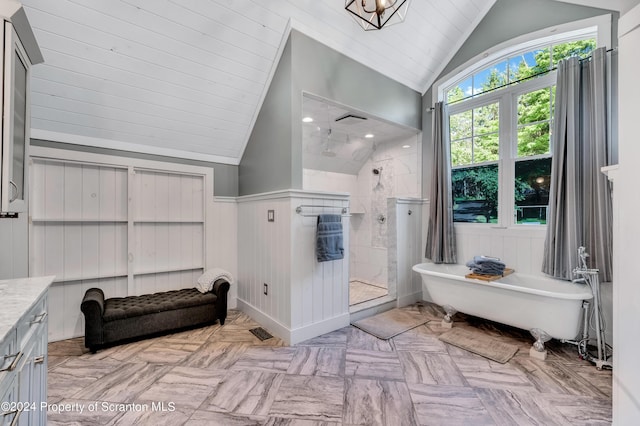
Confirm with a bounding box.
[365,133,374,138]
[302,117,313,123]
[402,144,411,149]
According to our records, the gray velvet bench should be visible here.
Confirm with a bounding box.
[80,279,230,352]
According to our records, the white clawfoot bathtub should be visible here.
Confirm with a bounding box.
[412,263,593,341]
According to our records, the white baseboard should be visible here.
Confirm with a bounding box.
[397,291,422,307]
[236,299,292,344]
[289,313,350,345]
[236,298,350,345]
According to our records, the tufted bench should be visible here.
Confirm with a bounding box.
[80,279,230,352]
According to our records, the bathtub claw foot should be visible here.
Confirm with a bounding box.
[441,305,457,328]
[530,328,552,360]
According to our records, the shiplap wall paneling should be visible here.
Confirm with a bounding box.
[209,198,238,307]
[454,227,546,276]
[133,223,204,274]
[237,196,291,327]
[132,269,203,297]
[131,169,205,295]
[48,277,128,341]
[290,197,349,330]
[30,160,128,281]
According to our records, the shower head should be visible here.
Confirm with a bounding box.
[372,167,382,175]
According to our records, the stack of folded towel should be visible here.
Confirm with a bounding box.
[465,255,506,276]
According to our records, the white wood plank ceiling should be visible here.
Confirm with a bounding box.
[21,0,496,164]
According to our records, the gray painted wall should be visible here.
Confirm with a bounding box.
[30,140,239,197]
[440,0,615,78]
[239,30,422,195]
[239,38,293,196]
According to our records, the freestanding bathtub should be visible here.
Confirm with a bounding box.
[412,263,593,341]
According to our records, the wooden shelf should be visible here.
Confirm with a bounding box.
[133,220,204,224]
[133,266,204,276]
[52,273,128,283]
[31,218,127,223]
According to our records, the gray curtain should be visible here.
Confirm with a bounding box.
[542,47,612,282]
[425,102,457,263]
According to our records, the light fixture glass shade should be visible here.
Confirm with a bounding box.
[345,0,411,31]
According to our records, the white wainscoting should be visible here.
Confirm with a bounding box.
[389,198,425,307]
[454,225,546,276]
[420,201,547,277]
[209,197,238,308]
[236,190,350,344]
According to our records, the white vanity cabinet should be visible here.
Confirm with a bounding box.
[0,1,42,214]
[0,276,52,426]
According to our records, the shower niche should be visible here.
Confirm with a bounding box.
[301,94,422,309]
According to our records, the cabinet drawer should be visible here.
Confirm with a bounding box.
[0,328,18,396]
[16,295,47,349]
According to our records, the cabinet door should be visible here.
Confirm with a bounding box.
[1,22,30,213]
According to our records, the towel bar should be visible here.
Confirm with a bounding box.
[295,205,348,216]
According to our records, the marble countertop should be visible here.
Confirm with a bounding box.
[0,275,54,344]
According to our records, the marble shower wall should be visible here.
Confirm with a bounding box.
[304,134,420,289]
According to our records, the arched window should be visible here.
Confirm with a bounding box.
[437,24,603,226]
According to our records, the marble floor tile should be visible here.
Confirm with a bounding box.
[269,375,344,422]
[47,302,612,426]
[476,388,568,426]
[349,280,388,305]
[346,326,394,352]
[343,378,418,426]
[538,393,612,425]
[571,364,613,398]
[408,383,496,426]
[81,362,172,403]
[391,325,448,352]
[183,341,250,370]
[106,404,193,426]
[160,323,221,343]
[136,366,223,410]
[295,327,348,348]
[48,337,87,357]
[83,338,154,362]
[47,358,123,400]
[232,346,297,373]
[452,356,537,392]
[345,348,403,381]
[264,418,341,426]
[398,352,467,386]
[45,398,122,426]
[511,356,609,398]
[187,410,267,425]
[287,347,345,377]
[130,341,203,364]
[202,370,284,416]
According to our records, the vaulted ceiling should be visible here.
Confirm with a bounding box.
[21,0,499,165]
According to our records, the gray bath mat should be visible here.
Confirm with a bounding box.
[352,308,429,340]
[439,327,519,364]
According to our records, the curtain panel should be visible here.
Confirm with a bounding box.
[425,102,457,264]
[543,47,613,282]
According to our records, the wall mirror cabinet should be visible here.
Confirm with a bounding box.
[0,2,43,214]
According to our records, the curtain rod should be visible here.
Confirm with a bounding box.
[426,47,617,111]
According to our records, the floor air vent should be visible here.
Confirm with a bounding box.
[249,327,273,341]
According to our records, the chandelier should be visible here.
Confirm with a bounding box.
[345,0,411,31]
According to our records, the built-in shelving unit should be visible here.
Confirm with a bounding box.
[29,157,208,340]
